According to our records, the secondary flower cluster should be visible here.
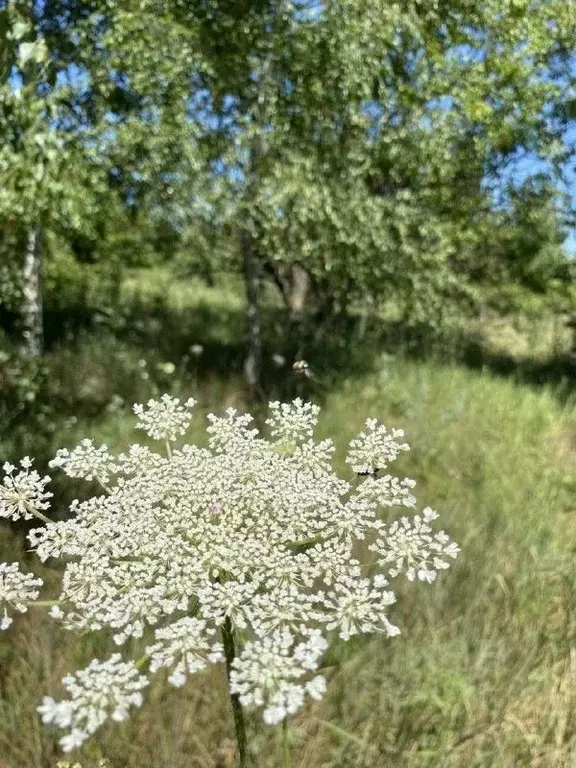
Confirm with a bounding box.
[0,395,459,751]
[38,655,148,753]
[0,457,52,521]
[0,561,43,629]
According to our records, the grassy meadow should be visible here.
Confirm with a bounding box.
[1,270,576,767]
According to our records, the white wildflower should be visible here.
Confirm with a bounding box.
[0,457,52,521]
[305,540,363,586]
[50,440,117,484]
[266,399,321,444]
[369,507,460,582]
[146,617,223,686]
[271,353,286,367]
[189,343,204,357]
[320,575,399,640]
[230,631,327,724]
[37,655,148,751]
[133,394,196,441]
[353,474,417,508]
[198,580,259,629]
[346,419,409,475]
[0,561,43,629]
[13,394,458,744]
[206,408,259,451]
[247,585,323,637]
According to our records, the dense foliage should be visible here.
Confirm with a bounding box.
[1,0,574,367]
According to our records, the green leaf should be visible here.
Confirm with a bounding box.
[17,39,48,67]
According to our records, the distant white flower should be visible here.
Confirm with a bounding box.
[189,343,204,357]
[157,361,176,375]
[50,605,65,620]
[0,562,43,629]
[271,353,286,367]
[0,458,52,521]
[37,655,148,751]
[133,394,196,441]
[346,419,409,475]
[230,631,327,724]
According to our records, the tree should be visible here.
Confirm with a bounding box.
[3,0,573,383]
[0,0,114,354]
[162,0,575,383]
[1,0,205,351]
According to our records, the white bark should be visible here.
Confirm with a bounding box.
[21,227,43,358]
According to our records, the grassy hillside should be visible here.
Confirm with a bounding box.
[1,273,575,767]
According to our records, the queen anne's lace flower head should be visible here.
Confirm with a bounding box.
[230,631,328,724]
[133,395,196,441]
[0,562,43,629]
[146,617,224,686]
[0,457,52,521]
[37,655,148,752]
[266,399,321,444]
[0,395,458,750]
[49,440,117,484]
[369,507,460,582]
[346,419,410,475]
[320,574,399,640]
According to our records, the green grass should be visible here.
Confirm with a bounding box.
[1,272,575,767]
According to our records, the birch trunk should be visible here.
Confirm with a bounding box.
[21,227,43,358]
[241,229,263,401]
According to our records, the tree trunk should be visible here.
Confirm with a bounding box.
[286,264,310,321]
[241,229,263,401]
[267,262,311,321]
[21,226,43,358]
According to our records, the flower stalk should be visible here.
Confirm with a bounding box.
[282,717,291,768]
[222,616,250,768]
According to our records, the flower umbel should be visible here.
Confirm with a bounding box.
[0,562,43,629]
[346,419,409,475]
[0,457,52,522]
[146,617,224,686]
[133,394,197,441]
[50,440,117,484]
[37,655,148,752]
[1,395,458,753]
[230,631,328,724]
[369,507,460,582]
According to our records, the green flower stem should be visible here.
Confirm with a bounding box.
[222,616,250,768]
[97,478,113,495]
[282,718,291,768]
[29,600,61,607]
[33,510,54,525]
[134,653,149,670]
